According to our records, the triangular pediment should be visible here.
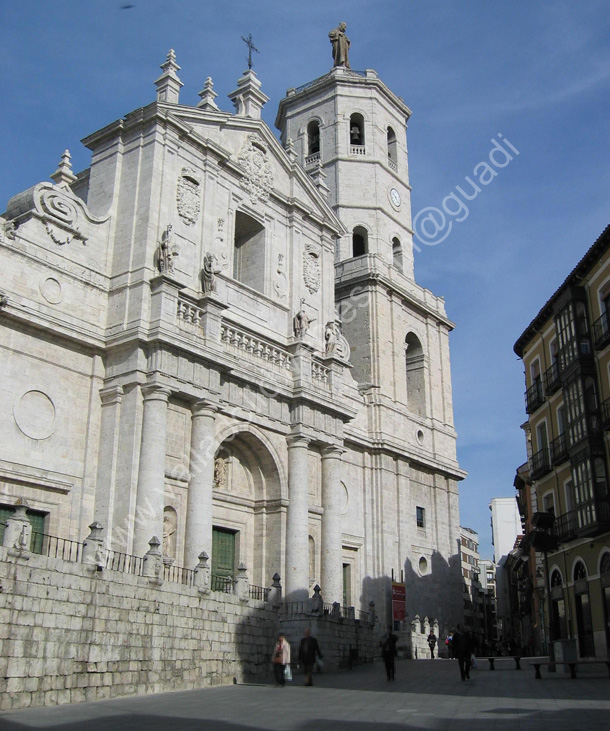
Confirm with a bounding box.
[163,105,344,234]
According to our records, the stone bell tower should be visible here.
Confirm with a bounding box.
[276,25,465,628]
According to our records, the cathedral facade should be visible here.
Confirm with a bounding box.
[0,40,465,628]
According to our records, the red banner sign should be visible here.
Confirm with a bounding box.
[392,582,406,622]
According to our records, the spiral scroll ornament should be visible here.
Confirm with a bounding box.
[40,189,85,245]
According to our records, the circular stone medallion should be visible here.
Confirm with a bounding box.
[14,389,56,440]
[40,277,63,304]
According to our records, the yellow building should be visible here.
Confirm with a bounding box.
[514,224,610,660]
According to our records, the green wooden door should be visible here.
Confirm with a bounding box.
[212,527,236,591]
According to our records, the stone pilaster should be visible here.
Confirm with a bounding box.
[183,400,217,568]
[93,385,124,536]
[321,445,344,604]
[132,384,171,557]
[285,436,310,599]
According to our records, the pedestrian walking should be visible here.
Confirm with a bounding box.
[452,625,473,681]
[380,626,398,680]
[271,633,291,687]
[298,628,323,686]
[427,630,437,659]
[445,632,454,658]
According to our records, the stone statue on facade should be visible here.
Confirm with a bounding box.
[324,319,350,361]
[213,456,227,487]
[201,252,220,294]
[293,299,315,338]
[155,224,179,274]
[162,509,176,559]
[329,22,350,69]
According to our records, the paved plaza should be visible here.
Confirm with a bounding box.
[0,657,608,731]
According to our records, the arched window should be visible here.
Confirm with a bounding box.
[233,211,265,293]
[307,120,320,158]
[574,561,587,581]
[573,560,595,656]
[352,226,368,257]
[387,127,397,168]
[550,569,567,640]
[405,332,426,416]
[349,113,365,149]
[392,237,403,273]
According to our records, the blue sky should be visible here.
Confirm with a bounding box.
[2,1,610,559]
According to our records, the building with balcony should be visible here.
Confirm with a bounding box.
[479,558,499,650]
[514,223,610,660]
[460,526,485,644]
[0,39,465,633]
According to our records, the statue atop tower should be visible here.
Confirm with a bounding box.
[329,22,350,69]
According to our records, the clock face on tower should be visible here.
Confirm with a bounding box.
[389,187,401,209]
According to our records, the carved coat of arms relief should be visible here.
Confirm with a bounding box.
[176,167,201,225]
[237,134,274,204]
[303,243,321,294]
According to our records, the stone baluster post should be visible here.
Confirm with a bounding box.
[285,436,310,599]
[424,616,430,636]
[2,499,32,551]
[268,573,282,607]
[82,522,105,567]
[194,551,211,594]
[311,584,323,615]
[133,385,171,557]
[184,400,217,567]
[235,562,249,602]
[320,445,344,604]
[142,536,163,582]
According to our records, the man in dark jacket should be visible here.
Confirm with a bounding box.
[380,626,398,680]
[452,625,473,680]
[299,628,322,686]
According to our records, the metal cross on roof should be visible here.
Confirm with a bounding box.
[241,33,259,70]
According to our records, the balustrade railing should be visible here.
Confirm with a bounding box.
[349,145,366,156]
[177,299,203,328]
[311,359,330,384]
[249,584,270,601]
[163,563,195,587]
[305,152,321,167]
[525,380,545,414]
[211,574,234,593]
[31,531,83,562]
[388,158,398,172]
[106,549,143,576]
[220,322,292,371]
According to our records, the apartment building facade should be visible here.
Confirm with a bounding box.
[514,224,610,660]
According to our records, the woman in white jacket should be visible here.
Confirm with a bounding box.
[272,633,291,686]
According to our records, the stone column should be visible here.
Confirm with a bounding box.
[285,436,310,600]
[94,385,123,536]
[132,384,171,557]
[321,445,344,604]
[184,400,217,568]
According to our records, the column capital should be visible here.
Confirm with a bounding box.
[287,434,310,449]
[99,385,124,406]
[321,444,345,459]
[191,399,219,418]
[141,384,172,402]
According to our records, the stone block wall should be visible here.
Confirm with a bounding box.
[0,547,279,711]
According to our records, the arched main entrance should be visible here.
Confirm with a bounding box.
[211,429,284,589]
